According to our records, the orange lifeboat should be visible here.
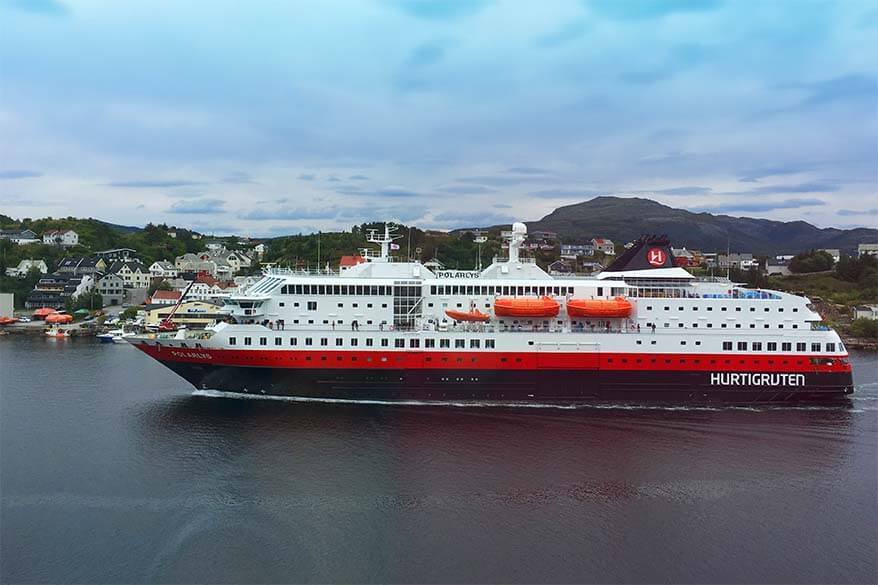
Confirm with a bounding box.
[567,296,632,319]
[0,316,17,325]
[45,313,74,324]
[445,308,491,322]
[33,307,57,319]
[494,296,560,318]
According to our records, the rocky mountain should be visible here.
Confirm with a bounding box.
[519,197,876,255]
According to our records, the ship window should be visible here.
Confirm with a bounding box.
[336,338,343,346]
[290,338,297,346]
[792,324,798,329]
[307,301,317,311]
[244,337,252,345]
[767,342,777,351]
[275,338,282,346]
[752,342,762,351]
[470,339,480,348]
[735,324,741,328]
[782,342,791,351]
[750,324,756,329]
[693,307,698,311]
[338,303,343,308]
[440,339,450,348]
[636,340,642,345]
[366,338,373,347]
[778,324,784,329]
[793,308,799,312]
[486,339,495,349]
[750,307,756,312]
[692,323,698,328]
[425,339,435,348]
[680,341,686,345]
[664,307,670,311]
[764,324,770,329]
[597,287,603,296]
[351,338,358,347]
[826,343,835,352]
[381,339,389,347]
[647,306,652,310]
[279,302,285,307]
[260,337,267,346]
[295,285,303,294]
[395,339,405,348]
[737,341,747,351]
[707,307,713,311]
[721,307,727,311]
[811,343,820,352]
[410,339,420,348]
[764,308,770,312]
[736,307,741,312]
[352,303,358,308]
[707,323,713,328]
[431,286,436,294]
[370,286,378,295]
[320,338,328,346]
[678,323,684,328]
[723,341,732,350]
[305,338,312,346]
[796,342,806,351]
[455,339,465,348]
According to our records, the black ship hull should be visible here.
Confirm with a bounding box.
[158,360,854,404]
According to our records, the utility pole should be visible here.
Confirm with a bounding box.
[317,231,321,273]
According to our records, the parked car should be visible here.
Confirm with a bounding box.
[17,317,31,323]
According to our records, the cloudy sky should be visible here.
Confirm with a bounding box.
[1,0,875,236]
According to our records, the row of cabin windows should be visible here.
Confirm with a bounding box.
[430,285,577,296]
[660,322,798,329]
[229,336,496,349]
[281,284,392,296]
[721,341,836,352]
[646,305,799,313]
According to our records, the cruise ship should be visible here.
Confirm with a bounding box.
[129,223,854,403]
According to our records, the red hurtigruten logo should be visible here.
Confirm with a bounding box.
[647,248,667,267]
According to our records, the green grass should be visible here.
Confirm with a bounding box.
[769,273,877,305]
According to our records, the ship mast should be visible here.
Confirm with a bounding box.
[365,222,403,263]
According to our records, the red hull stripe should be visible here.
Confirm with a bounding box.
[134,345,850,374]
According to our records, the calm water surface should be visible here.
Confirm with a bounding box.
[1,336,876,584]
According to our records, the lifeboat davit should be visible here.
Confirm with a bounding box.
[494,296,560,318]
[445,308,491,322]
[567,296,632,319]
[45,313,74,324]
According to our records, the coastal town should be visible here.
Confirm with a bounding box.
[1,221,876,345]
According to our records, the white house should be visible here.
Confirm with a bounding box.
[149,290,183,306]
[818,249,841,264]
[97,273,126,306]
[591,238,615,255]
[5,259,48,278]
[560,243,595,259]
[854,306,878,320]
[149,261,178,278]
[0,229,40,245]
[858,243,878,257]
[108,261,150,288]
[42,229,79,247]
